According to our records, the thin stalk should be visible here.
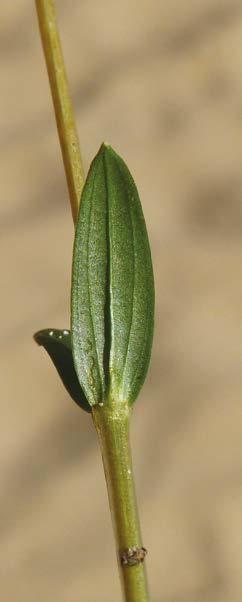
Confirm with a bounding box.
[92,403,149,602]
[35,0,84,223]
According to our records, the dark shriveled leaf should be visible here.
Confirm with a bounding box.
[71,144,154,407]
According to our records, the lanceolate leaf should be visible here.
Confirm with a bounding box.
[34,329,91,413]
[71,144,154,407]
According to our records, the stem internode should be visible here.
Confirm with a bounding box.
[92,403,149,602]
[35,0,84,222]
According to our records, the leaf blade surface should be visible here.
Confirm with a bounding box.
[71,144,154,407]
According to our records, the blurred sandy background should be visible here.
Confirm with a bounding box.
[1,1,241,601]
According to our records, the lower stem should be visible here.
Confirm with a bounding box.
[92,403,149,602]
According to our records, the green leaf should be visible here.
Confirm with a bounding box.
[71,144,154,407]
[34,329,91,413]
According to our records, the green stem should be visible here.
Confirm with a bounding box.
[92,403,149,602]
[35,0,84,223]
[35,4,149,600]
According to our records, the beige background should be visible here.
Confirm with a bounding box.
[1,1,241,601]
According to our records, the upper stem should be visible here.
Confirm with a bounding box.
[92,403,149,602]
[35,0,84,223]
